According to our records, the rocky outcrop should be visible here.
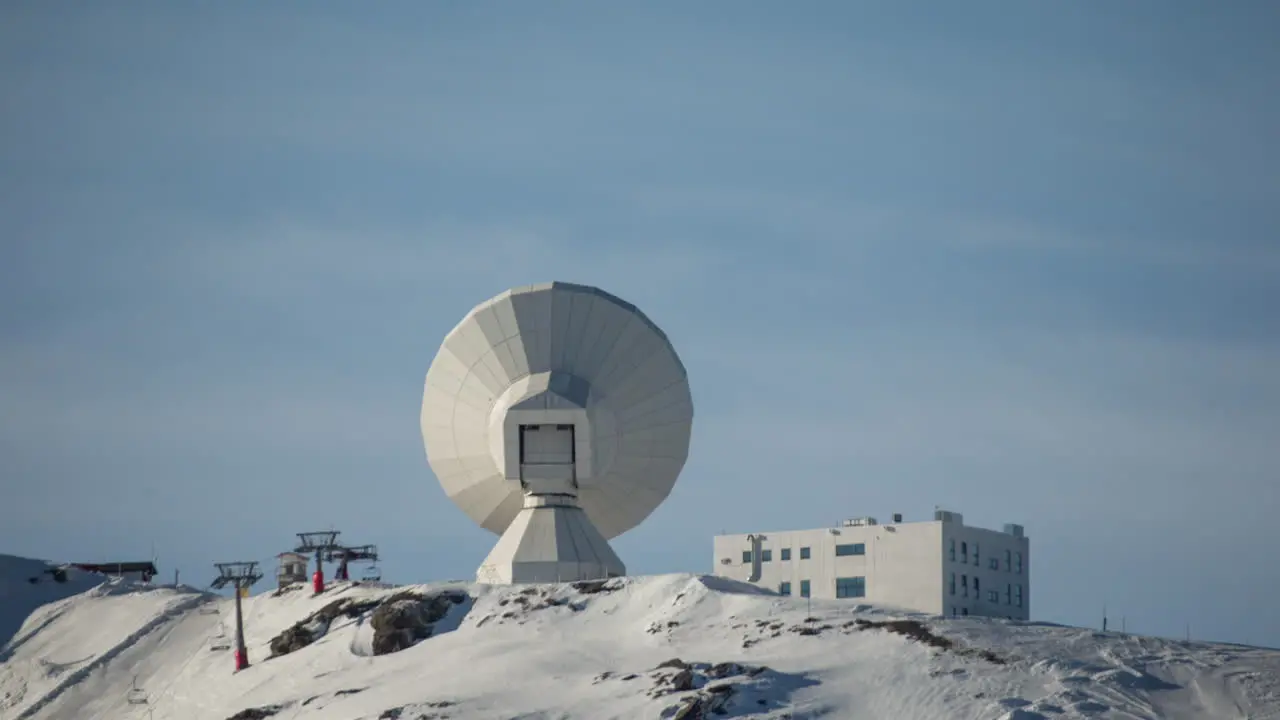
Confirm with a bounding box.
[370,590,467,656]
[594,657,816,719]
[378,700,456,719]
[267,590,468,659]
[847,618,1009,665]
[471,580,624,628]
[225,705,286,720]
[268,597,381,658]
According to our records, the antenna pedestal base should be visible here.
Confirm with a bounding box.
[476,494,625,584]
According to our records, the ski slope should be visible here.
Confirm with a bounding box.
[2,554,1279,720]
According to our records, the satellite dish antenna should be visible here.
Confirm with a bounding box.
[421,282,694,584]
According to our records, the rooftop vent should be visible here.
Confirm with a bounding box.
[934,510,964,525]
[843,517,878,527]
[1003,523,1025,538]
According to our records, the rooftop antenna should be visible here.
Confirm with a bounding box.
[295,531,341,594]
[210,561,263,672]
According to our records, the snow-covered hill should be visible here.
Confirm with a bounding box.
[2,555,1279,720]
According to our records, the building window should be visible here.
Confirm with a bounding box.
[961,608,969,616]
[1015,584,1023,608]
[961,575,968,597]
[973,543,980,565]
[989,557,999,570]
[800,580,811,598]
[949,573,956,596]
[950,539,956,561]
[960,542,968,563]
[1005,549,1012,572]
[1006,583,1012,604]
[800,546,811,560]
[987,590,999,603]
[952,606,957,616]
[835,543,866,557]
[974,577,980,595]
[1016,552,1023,574]
[761,549,772,562]
[780,548,791,561]
[742,550,752,563]
[779,582,791,596]
[836,576,866,598]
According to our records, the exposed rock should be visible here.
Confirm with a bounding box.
[370,590,466,656]
[844,618,1009,665]
[269,590,467,659]
[269,596,382,657]
[380,700,456,719]
[226,705,285,719]
[670,668,695,692]
[571,579,622,594]
[647,620,681,634]
[707,662,745,678]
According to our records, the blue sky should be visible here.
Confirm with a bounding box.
[2,1,1278,647]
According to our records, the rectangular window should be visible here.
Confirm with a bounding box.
[800,546,811,560]
[973,543,980,565]
[987,590,999,603]
[1015,584,1023,608]
[742,550,752,563]
[961,574,968,597]
[961,607,969,616]
[952,606,957,616]
[780,548,791,561]
[1005,549,1012,572]
[836,576,866,598]
[960,542,968,562]
[1006,583,1012,604]
[834,543,866,556]
[989,557,999,570]
[950,539,956,561]
[800,580,811,598]
[761,549,772,562]
[1016,552,1023,574]
[974,577,980,595]
[949,573,956,596]
[779,582,791,596]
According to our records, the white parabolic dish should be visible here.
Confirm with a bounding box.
[421,282,693,583]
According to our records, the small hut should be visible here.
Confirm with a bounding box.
[275,552,310,588]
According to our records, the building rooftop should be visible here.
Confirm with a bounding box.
[715,509,1026,537]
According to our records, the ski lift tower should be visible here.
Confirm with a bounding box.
[295,531,341,594]
[210,561,262,672]
[322,544,378,582]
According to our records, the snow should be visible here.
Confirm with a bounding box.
[2,555,1279,719]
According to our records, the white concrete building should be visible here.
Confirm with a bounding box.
[712,509,1030,619]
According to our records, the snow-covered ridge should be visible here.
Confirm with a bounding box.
[2,555,1278,719]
